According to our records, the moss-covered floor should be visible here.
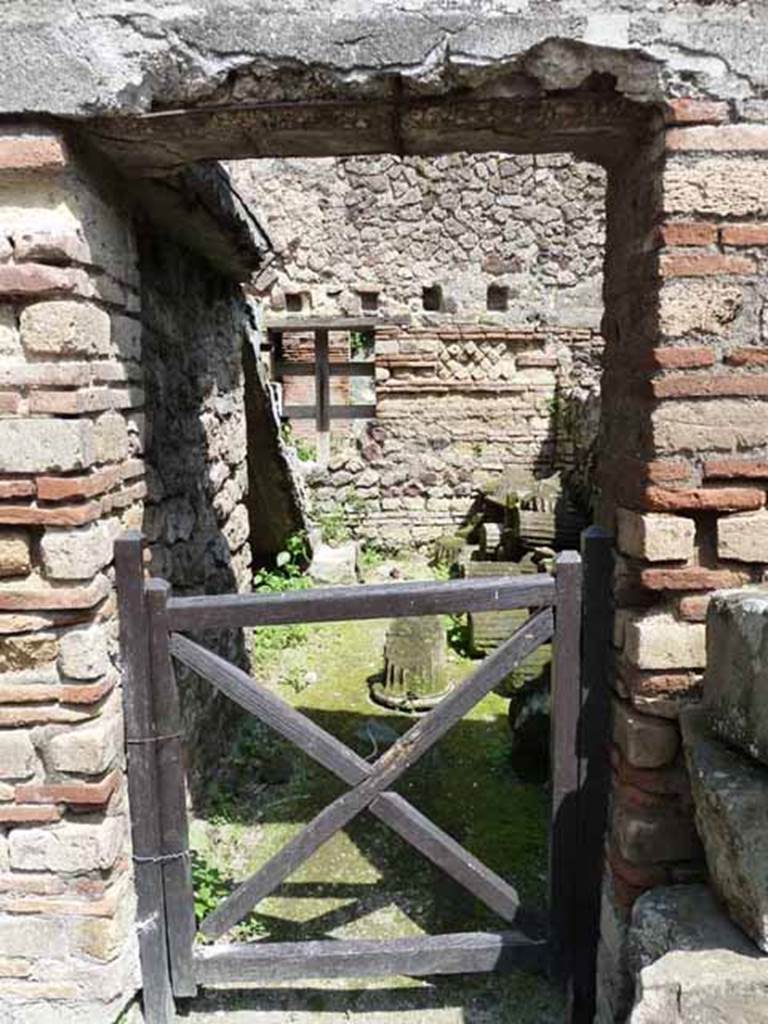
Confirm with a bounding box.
[185,559,563,1023]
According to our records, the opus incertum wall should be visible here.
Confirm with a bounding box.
[1,3,768,1021]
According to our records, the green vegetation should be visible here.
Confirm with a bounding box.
[252,533,312,661]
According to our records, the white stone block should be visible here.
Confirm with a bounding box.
[40,521,113,580]
[718,509,768,563]
[624,611,706,670]
[617,509,695,563]
[8,818,124,873]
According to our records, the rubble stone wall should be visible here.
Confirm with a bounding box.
[234,152,606,545]
[138,231,257,778]
[0,128,143,1023]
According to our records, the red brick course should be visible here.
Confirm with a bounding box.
[639,566,750,592]
[36,467,121,501]
[721,223,768,246]
[0,135,68,173]
[649,347,715,370]
[0,263,88,298]
[0,481,35,500]
[0,503,101,527]
[16,771,119,807]
[641,486,764,512]
[653,373,768,398]
[659,222,718,247]
[660,253,756,277]
[0,575,110,612]
[704,459,768,479]
[0,805,61,824]
[664,99,729,125]
[725,348,768,366]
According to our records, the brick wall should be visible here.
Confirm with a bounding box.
[310,321,602,546]
[0,129,141,1022]
[595,100,768,1023]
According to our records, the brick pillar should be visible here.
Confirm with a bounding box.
[596,100,768,1022]
[0,129,141,1021]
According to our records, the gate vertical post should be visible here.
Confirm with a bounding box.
[315,326,330,464]
[146,579,198,996]
[549,551,582,1001]
[114,533,175,1024]
[572,527,614,1023]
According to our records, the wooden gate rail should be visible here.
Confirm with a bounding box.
[114,530,609,1024]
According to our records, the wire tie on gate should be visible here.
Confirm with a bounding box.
[126,731,183,745]
[133,850,190,864]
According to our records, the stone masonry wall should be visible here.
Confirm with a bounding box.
[139,230,257,781]
[594,102,768,1024]
[234,153,606,545]
[0,129,142,1022]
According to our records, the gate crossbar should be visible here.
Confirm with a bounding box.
[115,530,596,1024]
[170,607,553,939]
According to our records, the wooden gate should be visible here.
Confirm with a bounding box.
[115,529,613,1024]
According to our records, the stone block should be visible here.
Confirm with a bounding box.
[8,817,124,873]
[658,281,742,337]
[613,802,701,865]
[0,632,57,672]
[0,530,30,578]
[44,712,121,774]
[309,541,358,585]
[617,509,694,563]
[40,521,113,580]
[704,587,768,764]
[92,411,130,464]
[0,307,20,358]
[628,885,768,1024]
[57,623,110,680]
[0,918,66,959]
[652,398,768,454]
[0,419,94,473]
[664,158,768,217]
[717,509,768,562]
[624,612,706,671]
[21,300,110,356]
[612,698,679,769]
[0,731,36,778]
[681,708,768,952]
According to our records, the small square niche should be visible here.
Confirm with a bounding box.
[486,284,509,312]
[285,292,304,313]
[422,284,443,312]
[359,290,379,312]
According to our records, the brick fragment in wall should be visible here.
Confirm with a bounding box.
[658,222,718,247]
[617,509,695,563]
[15,769,120,808]
[725,348,768,366]
[717,508,768,562]
[659,253,755,277]
[8,817,124,873]
[677,594,711,622]
[653,373,768,399]
[639,566,751,592]
[0,503,102,528]
[721,223,768,246]
[641,485,765,513]
[648,346,715,369]
[664,100,729,125]
[35,467,122,501]
[704,459,768,480]
[0,263,91,299]
[43,710,122,775]
[0,419,95,473]
[0,481,35,500]
[0,529,31,578]
[612,697,680,768]
[623,612,706,671]
[40,521,114,580]
[12,230,90,265]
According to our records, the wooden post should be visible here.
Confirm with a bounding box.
[314,327,330,464]
[572,527,614,1024]
[146,579,198,997]
[114,534,175,1024]
[549,550,582,1000]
